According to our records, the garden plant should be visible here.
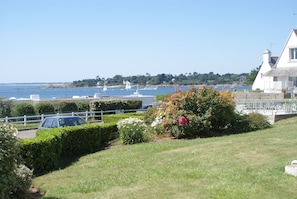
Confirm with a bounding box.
[0,121,33,198]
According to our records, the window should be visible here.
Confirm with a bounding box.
[290,48,297,60]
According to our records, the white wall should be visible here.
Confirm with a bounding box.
[276,31,297,68]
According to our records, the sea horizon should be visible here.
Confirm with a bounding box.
[0,83,252,100]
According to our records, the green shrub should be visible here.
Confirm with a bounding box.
[226,113,249,134]
[0,122,32,198]
[149,114,165,135]
[156,94,170,102]
[245,112,271,131]
[53,101,78,113]
[20,129,63,174]
[60,124,101,157]
[75,100,90,111]
[0,99,13,117]
[90,99,142,112]
[143,106,158,125]
[100,122,119,143]
[35,101,55,114]
[117,117,147,144]
[12,102,35,116]
[20,123,118,175]
[227,112,271,134]
[163,86,236,138]
[13,164,33,198]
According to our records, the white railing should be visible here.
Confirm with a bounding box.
[0,109,141,127]
[264,81,294,93]
[236,99,297,115]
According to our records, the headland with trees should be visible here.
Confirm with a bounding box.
[71,68,260,87]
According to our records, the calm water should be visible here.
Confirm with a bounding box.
[0,83,251,100]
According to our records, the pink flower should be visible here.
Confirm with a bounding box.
[178,116,188,125]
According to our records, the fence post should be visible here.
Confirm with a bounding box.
[41,114,44,121]
[85,111,88,121]
[101,110,103,122]
[24,115,27,127]
[72,112,74,116]
[5,116,8,124]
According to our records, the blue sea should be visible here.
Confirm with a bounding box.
[0,83,252,100]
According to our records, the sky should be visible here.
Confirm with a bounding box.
[0,0,296,83]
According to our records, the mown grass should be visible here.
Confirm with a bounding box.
[33,117,297,199]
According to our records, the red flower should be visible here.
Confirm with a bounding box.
[178,116,188,125]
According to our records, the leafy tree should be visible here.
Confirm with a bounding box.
[71,72,249,87]
[244,66,260,85]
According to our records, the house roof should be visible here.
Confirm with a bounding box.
[270,56,278,66]
[264,67,297,77]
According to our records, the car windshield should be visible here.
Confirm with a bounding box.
[58,117,86,127]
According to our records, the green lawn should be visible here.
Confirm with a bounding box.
[33,116,297,199]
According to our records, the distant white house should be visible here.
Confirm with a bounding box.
[252,29,297,93]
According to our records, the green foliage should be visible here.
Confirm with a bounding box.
[227,112,271,134]
[30,116,297,198]
[20,123,118,175]
[0,99,13,117]
[35,101,55,114]
[52,100,78,113]
[72,72,248,87]
[12,102,35,116]
[75,100,90,111]
[163,86,236,138]
[245,112,271,131]
[21,129,63,174]
[0,122,32,198]
[156,94,170,102]
[72,78,98,87]
[117,117,147,144]
[100,122,119,143]
[143,106,159,125]
[13,164,33,198]
[90,99,142,112]
[60,125,101,157]
[244,66,260,85]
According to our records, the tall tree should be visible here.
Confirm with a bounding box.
[244,66,260,85]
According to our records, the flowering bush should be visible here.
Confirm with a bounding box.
[117,117,147,144]
[163,86,236,138]
[0,121,33,198]
[150,114,165,135]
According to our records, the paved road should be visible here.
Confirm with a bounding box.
[18,129,37,139]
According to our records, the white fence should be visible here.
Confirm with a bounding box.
[0,109,140,126]
[235,99,297,116]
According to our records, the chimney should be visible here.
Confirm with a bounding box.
[263,49,271,64]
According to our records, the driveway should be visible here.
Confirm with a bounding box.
[18,129,37,139]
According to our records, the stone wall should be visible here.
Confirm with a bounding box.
[233,92,284,101]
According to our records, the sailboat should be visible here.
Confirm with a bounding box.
[103,84,107,91]
[124,81,131,90]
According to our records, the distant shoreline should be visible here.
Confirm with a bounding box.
[41,83,245,89]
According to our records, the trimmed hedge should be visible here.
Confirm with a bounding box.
[52,100,78,113]
[90,99,142,111]
[35,101,55,114]
[19,123,118,175]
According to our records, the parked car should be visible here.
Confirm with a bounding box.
[38,115,87,130]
